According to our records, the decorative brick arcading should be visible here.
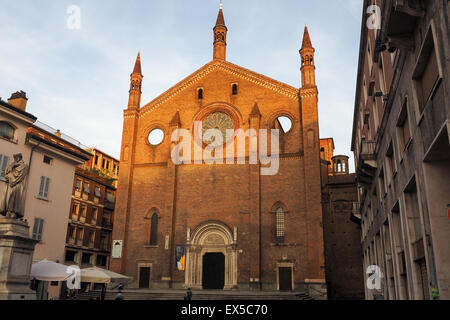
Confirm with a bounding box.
[139,60,299,119]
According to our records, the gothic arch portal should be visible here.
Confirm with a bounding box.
[185,221,238,290]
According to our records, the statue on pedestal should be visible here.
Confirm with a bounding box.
[0,153,28,219]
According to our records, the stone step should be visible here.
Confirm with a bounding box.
[104,290,313,301]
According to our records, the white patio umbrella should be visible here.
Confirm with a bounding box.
[30,259,73,282]
[80,266,132,284]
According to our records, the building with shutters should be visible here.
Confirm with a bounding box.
[0,92,91,299]
[63,152,118,293]
[352,0,450,300]
[111,5,329,299]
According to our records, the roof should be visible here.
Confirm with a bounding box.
[27,126,92,162]
[351,0,370,151]
[139,59,299,118]
[0,98,37,121]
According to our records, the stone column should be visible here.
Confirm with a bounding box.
[0,219,38,300]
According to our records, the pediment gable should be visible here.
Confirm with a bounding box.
[139,60,299,118]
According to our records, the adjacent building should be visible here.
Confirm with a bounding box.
[63,165,116,292]
[352,0,450,299]
[0,92,91,299]
[83,148,120,188]
[319,141,365,300]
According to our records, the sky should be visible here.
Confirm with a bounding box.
[0,0,363,172]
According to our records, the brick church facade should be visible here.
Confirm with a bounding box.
[111,7,328,298]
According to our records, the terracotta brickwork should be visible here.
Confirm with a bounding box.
[111,9,326,296]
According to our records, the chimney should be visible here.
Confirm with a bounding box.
[8,91,28,111]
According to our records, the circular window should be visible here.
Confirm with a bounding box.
[274,116,292,133]
[202,112,235,147]
[148,128,165,146]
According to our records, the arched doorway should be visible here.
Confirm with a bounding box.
[202,253,225,289]
[185,221,238,290]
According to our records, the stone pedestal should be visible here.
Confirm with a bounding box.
[0,219,38,300]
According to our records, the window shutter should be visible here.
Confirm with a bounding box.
[44,177,51,199]
[0,155,9,177]
[37,219,44,241]
[32,218,39,239]
[38,176,45,197]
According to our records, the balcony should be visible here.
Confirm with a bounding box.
[350,202,361,225]
[357,140,377,188]
[385,0,425,50]
[360,140,376,161]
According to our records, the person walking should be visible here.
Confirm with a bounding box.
[115,284,124,301]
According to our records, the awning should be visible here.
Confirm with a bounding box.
[80,266,132,284]
[30,259,73,282]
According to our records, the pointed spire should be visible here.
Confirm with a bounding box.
[170,111,181,127]
[215,5,226,27]
[213,2,227,60]
[302,26,312,49]
[250,101,262,117]
[133,52,142,75]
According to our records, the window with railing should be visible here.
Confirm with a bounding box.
[72,202,79,220]
[91,207,98,224]
[75,179,82,192]
[77,227,84,245]
[80,205,87,222]
[88,230,95,248]
[68,225,76,244]
[94,187,101,198]
[83,182,90,195]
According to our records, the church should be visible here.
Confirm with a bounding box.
[111,5,328,299]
